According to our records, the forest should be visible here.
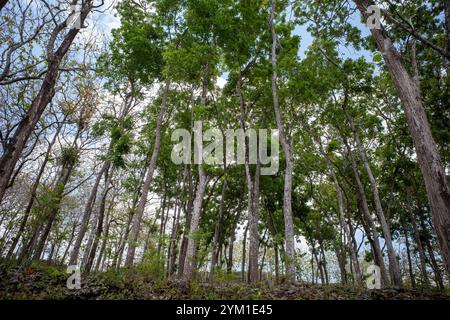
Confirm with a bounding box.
[0,0,449,300]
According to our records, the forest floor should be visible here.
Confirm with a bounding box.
[0,261,449,300]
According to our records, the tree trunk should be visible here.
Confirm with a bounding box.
[168,166,188,276]
[355,0,450,279]
[342,134,389,287]
[405,191,430,288]
[6,117,65,259]
[403,225,417,289]
[343,103,403,287]
[125,80,170,267]
[236,75,260,283]
[270,0,296,282]
[241,224,248,282]
[32,157,77,260]
[182,75,208,282]
[61,221,77,264]
[313,130,363,286]
[84,166,114,273]
[209,173,227,280]
[177,167,195,278]
[69,159,111,266]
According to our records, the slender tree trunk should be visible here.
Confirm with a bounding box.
[334,243,348,285]
[182,75,208,282]
[168,167,187,276]
[227,189,245,275]
[405,191,430,288]
[236,75,260,283]
[313,130,363,286]
[248,160,261,283]
[32,157,77,260]
[403,225,417,289]
[125,80,170,267]
[342,134,389,287]
[69,159,111,265]
[270,0,296,282]
[182,160,207,281]
[227,236,234,274]
[355,0,450,279]
[318,238,329,285]
[418,207,445,289]
[95,208,111,272]
[210,173,227,280]
[177,168,195,278]
[113,168,146,269]
[343,104,402,287]
[61,221,77,264]
[241,224,248,282]
[6,117,65,259]
[84,166,114,273]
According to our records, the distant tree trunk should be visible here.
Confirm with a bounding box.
[355,0,450,279]
[227,236,234,274]
[318,238,329,285]
[241,224,248,282]
[113,167,146,269]
[274,245,280,284]
[61,221,77,264]
[69,158,111,266]
[417,205,445,289]
[209,169,227,280]
[6,117,66,259]
[248,160,261,283]
[227,188,244,275]
[403,225,416,289]
[177,167,195,278]
[0,0,94,205]
[156,185,168,257]
[405,190,430,288]
[334,242,347,285]
[168,167,188,276]
[125,80,170,267]
[182,160,207,282]
[260,242,267,280]
[270,0,296,282]
[342,134,389,287]
[84,166,114,273]
[32,154,78,261]
[236,74,260,283]
[343,103,402,287]
[182,75,208,282]
[313,130,363,286]
[312,244,325,284]
[95,207,112,272]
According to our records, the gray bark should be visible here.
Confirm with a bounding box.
[182,76,208,282]
[125,80,170,267]
[343,103,403,287]
[355,0,450,279]
[342,134,389,287]
[270,0,296,282]
[69,158,110,266]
